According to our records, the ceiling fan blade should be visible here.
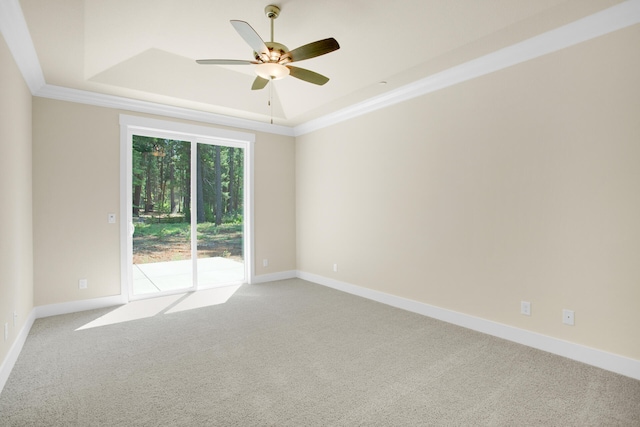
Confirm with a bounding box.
[196,59,258,65]
[251,76,269,90]
[230,20,269,59]
[286,66,330,86]
[283,38,340,63]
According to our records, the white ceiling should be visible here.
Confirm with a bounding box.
[13,0,629,127]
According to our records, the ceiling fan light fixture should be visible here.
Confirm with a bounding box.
[256,62,290,80]
[196,5,340,90]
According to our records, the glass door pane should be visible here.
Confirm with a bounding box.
[196,143,245,287]
[131,136,193,295]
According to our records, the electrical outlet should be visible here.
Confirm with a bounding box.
[108,213,116,224]
[79,279,88,289]
[333,263,338,272]
[520,301,531,316]
[562,309,575,326]
[13,311,18,327]
[263,259,268,267]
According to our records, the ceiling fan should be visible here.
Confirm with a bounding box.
[196,5,340,90]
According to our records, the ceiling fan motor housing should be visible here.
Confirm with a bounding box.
[254,41,290,63]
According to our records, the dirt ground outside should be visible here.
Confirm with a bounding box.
[132,220,243,264]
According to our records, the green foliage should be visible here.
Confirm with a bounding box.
[223,213,243,225]
[197,222,219,237]
[133,222,190,239]
[134,220,241,240]
[132,135,243,222]
[132,135,192,216]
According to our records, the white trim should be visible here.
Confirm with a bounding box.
[190,140,199,289]
[296,271,640,381]
[293,0,640,136]
[246,139,256,284]
[119,114,256,144]
[0,308,36,394]
[37,85,295,137]
[33,295,127,319]
[0,0,45,93]
[252,270,298,284]
[119,121,131,301]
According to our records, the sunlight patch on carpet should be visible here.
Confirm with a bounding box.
[76,294,186,330]
[75,285,242,330]
[165,285,241,314]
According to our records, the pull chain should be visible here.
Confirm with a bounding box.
[269,79,273,124]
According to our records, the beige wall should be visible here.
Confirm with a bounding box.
[296,26,640,360]
[0,35,34,363]
[254,132,296,276]
[32,98,296,306]
[32,99,121,305]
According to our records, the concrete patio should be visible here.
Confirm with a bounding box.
[133,257,245,295]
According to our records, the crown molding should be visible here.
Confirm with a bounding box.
[293,0,640,136]
[35,84,295,136]
[0,0,45,93]
[2,0,639,138]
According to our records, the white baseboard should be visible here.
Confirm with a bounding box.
[1,294,127,393]
[0,308,36,394]
[252,270,298,284]
[3,274,638,394]
[297,271,640,381]
[34,294,127,319]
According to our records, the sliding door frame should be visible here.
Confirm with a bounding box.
[119,114,255,301]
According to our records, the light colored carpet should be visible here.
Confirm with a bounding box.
[1,279,639,426]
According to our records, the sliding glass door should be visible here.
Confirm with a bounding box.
[126,127,249,299]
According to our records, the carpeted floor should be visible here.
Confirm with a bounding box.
[1,279,639,426]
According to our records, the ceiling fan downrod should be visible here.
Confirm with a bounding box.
[265,5,280,43]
